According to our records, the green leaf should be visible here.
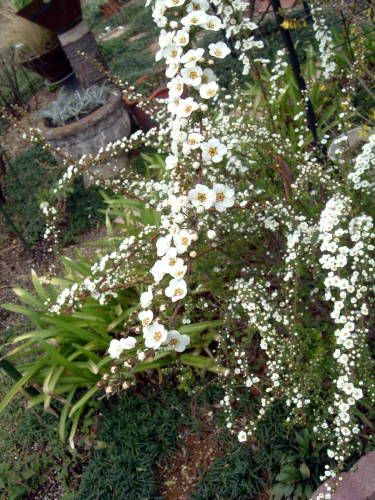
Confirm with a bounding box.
[179,320,223,335]
[68,385,99,418]
[0,364,40,415]
[299,462,311,480]
[132,354,175,373]
[39,341,97,381]
[180,353,225,374]
[107,305,138,332]
[13,287,43,308]
[59,388,76,442]
[31,270,48,301]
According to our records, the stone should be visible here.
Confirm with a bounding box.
[312,452,375,500]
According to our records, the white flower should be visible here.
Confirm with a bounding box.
[188,184,214,210]
[138,309,154,327]
[181,10,208,28]
[199,81,219,99]
[238,431,247,442]
[163,44,182,63]
[201,68,216,85]
[166,61,179,79]
[165,0,185,7]
[187,0,209,11]
[167,76,184,97]
[201,138,227,163]
[140,288,153,308]
[156,234,172,257]
[203,15,222,31]
[180,48,205,68]
[174,229,192,254]
[177,97,199,117]
[144,322,168,349]
[165,154,178,170]
[186,132,204,149]
[181,65,203,87]
[108,337,137,359]
[161,248,187,278]
[164,330,190,352]
[165,278,188,302]
[158,29,175,49]
[174,29,189,46]
[209,41,231,59]
[151,259,165,282]
[212,184,235,212]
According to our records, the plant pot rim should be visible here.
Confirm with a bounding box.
[38,88,123,140]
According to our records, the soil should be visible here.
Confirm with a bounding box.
[159,407,223,500]
[1,89,58,159]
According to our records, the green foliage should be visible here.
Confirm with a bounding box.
[99,2,160,86]
[39,85,109,127]
[0,369,79,499]
[2,145,105,246]
[77,386,189,499]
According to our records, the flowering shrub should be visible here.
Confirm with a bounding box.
[1,0,374,493]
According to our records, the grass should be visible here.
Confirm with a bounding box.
[77,385,190,499]
[2,144,106,247]
[0,329,78,498]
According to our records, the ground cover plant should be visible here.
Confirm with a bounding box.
[0,0,374,498]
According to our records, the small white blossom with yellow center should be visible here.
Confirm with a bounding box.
[180,48,204,67]
[188,183,215,210]
[187,0,209,11]
[212,183,235,212]
[203,15,222,31]
[165,0,185,8]
[167,76,184,97]
[108,337,137,359]
[201,138,227,163]
[209,41,231,59]
[164,330,191,352]
[174,229,192,254]
[143,322,168,349]
[200,81,219,99]
[181,10,208,28]
[177,97,199,118]
[174,29,189,46]
[165,278,188,302]
[138,309,153,328]
[181,65,203,87]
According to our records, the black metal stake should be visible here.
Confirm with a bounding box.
[270,0,320,147]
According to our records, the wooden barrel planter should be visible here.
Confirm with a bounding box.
[37,89,131,187]
[16,0,82,35]
[22,43,73,84]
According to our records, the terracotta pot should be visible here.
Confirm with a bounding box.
[16,0,82,35]
[38,89,131,187]
[22,43,73,83]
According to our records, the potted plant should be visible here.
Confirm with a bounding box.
[0,1,73,83]
[37,85,131,186]
[14,0,82,35]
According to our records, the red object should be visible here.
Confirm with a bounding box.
[16,0,82,35]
